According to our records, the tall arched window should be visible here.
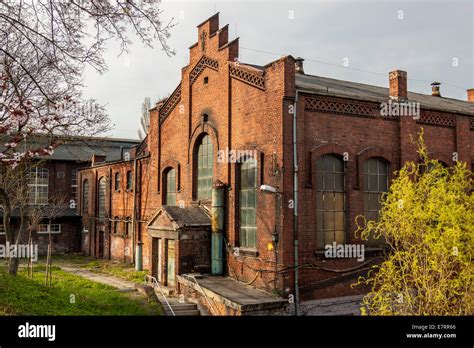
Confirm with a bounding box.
[98,177,106,220]
[82,179,89,213]
[196,134,213,200]
[28,167,49,205]
[164,168,176,206]
[126,170,132,191]
[114,172,120,191]
[363,158,388,246]
[239,157,257,248]
[113,217,119,234]
[316,155,345,249]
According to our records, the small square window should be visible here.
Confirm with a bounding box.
[57,172,65,179]
[204,76,209,84]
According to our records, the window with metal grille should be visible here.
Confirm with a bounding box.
[363,158,388,246]
[28,167,49,205]
[196,134,213,200]
[164,168,176,206]
[239,157,257,249]
[98,177,106,220]
[82,179,89,213]
[316,155,345,249]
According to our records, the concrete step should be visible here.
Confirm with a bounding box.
[173,309,200,316]
[170,303,198,311]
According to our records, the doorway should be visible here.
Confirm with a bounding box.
[166,239,175,287]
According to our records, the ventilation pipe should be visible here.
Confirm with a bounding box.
[211,180,225,275]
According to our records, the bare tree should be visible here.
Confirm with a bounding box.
[0,160,44,275]
[1,0,174,163]
[43,193,68,286]
[0,1,174,275]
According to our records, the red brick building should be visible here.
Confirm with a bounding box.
[78,13,473,315]
[0,137,138,255]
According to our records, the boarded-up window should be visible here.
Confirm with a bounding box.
[316,155,345,249]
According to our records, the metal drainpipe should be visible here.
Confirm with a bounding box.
[131,157,138,269]
[293,91,300,316]
[211,181,225,275]
[292,88,315,315]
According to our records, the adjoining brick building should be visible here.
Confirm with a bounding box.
[78,13,473,315]
[0,137,138,255]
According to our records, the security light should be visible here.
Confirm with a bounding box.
[260,184,278,194]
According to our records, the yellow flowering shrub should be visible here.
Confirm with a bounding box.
[355,132,473,315]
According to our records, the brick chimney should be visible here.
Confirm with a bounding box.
[389,70,407,101]
[295,57,305,74]
[91,154,106,166]
[431,82,441,97]
[467,88,474,102]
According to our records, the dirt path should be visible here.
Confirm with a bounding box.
[59,265,136,292]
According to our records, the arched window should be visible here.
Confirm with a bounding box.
[125,218,132,237]
[98,177,106,220]
[28,167,49,205]
[316,155,345,249]
[114,172,120,191]
[82,179,89,213]
[113,217,119,234]
[164,168,176,206]
[126,170,132,191]
[196,134,213,200]
[363,158,388,246]
[239,157,257,248]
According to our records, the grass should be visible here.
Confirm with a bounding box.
[0,264,163,316]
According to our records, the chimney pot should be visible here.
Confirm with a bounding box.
[431,82,441,97]
[389,70,407,101]
[467,88,474,102]
[295,57,305,74]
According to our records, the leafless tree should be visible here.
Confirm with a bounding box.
[0,0,174,162]
[0,160,45,275]
[42,193,68,286]
[0,1,174,275]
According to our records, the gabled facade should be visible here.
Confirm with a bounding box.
[78,13,474,314]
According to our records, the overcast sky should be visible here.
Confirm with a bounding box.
[82,0,474,140]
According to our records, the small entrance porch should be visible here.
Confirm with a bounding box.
[147,205,211,289]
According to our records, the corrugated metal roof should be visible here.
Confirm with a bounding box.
[46,139,139,162]
[0,137,140,162]
[296,74,474,115]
